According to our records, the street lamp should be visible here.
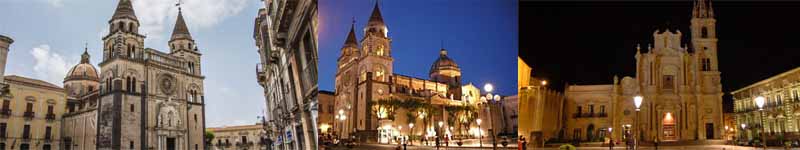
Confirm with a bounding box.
[477,119,483,147]
[482,83,500,150]
[755,96,766,149]
[633,95,643,150]
[741,123,747,144]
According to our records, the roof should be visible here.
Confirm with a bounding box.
[731,66,800,94]
[367,2,385,26]
[111,0,138,21]
[343,22,358,48]
[5,75,63,91]
[430,48,460,74]
[207,124,263,132]
[170,9,193,41]
[0,35,13,44]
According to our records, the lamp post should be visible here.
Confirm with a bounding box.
[438,121,444,148]
[633,95,643,150]
[741,123,747,145]
[477,119,483,147]
[755,96,766,149]
[337,109,347,140]
[483,83,500,150]
[409,123,415,146]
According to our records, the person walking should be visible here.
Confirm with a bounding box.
[608,138,614,150]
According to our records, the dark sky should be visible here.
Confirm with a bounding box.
[520,1,800,113]
[319,0,519,96]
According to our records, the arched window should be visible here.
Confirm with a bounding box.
[117,23,123,32]
[129,22,135,33]
[131,77,137,93]
[126,76,131,92]
[701,27,708,38]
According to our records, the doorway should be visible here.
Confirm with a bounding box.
[662,112,676,140]
[706,123,714,139]
[167,138,176,150]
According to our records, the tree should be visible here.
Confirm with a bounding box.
[205,130,215,145]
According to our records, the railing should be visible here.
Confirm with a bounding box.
[45,113,56,120]
[23,112,34,118]
[573,112,608,118]
[0,109,10,116]
[256,63,267,87]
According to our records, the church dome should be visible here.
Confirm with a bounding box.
[65,50,99,82]
[429,48,460,74]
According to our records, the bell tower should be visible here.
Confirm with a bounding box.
[691,0,718,72]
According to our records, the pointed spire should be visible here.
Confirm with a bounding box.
[368,0,385,26]
[111,0,138,21]
[170,3,193,41]
[81,43,90,63]
[343,18,358,47]
[693,0,714,18]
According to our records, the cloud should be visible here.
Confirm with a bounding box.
[30,45,75,86]
[46,0,63,7]
[132,0,250,44]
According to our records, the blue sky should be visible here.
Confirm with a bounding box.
[0,0,267,127]
[319,0,519,96]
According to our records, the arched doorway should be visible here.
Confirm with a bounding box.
[662,112,676,140]
[587,124,595,141]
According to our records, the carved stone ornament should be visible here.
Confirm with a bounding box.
[159,74,176,95]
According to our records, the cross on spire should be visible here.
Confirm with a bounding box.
[175,0,183,12]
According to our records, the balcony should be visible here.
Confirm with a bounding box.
[23,111,34,118]
[257,63,267,87]
[0,109,10,116]
[45,113,56,120]
[573,112,608,118]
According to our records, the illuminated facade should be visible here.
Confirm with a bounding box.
[732,66,800,142]
[559,0,724,143]
[517,58,566,147]
[332,3,510,144]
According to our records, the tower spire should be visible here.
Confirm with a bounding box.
[693,0,714,18]
[170,0,192,41]
[111,0,138,21]
[343,18,358,47]
[81,42,90,63]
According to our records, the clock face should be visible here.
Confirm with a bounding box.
[159,74,176,95]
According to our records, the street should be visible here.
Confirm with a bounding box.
[323,143,518,150]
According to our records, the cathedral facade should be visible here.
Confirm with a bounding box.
[561,0,723,143]
[61,0,207,149]
[332,3,510,144]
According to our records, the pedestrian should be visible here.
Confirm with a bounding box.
[435,136,440,150]
[654,137,659,150]
[608,138,614,150]
[522,136,528,150]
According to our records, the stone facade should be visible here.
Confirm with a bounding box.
[253,0,319,149]
[1,75,66,150]
[732,66,800,143]
[518,57,566,147]
[558,0,724,143]
[318,91,334,136]
[59,0,207,150]
[331,2,511,145]
[207,124,268,150]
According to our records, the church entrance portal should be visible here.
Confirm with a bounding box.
[167,138,176,150]
[662,112,676,140]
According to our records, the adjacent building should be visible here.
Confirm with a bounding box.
[318,91,334,137]
[1,75,67,150]
[555,0,724,144]
[732,66,800,143]
[253,0,319,149]
[518,57,566,147]
[58,0,208,149]
[207,124,268,150]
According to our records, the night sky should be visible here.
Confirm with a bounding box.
[319,0,519,96]
[520,1,800,113]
